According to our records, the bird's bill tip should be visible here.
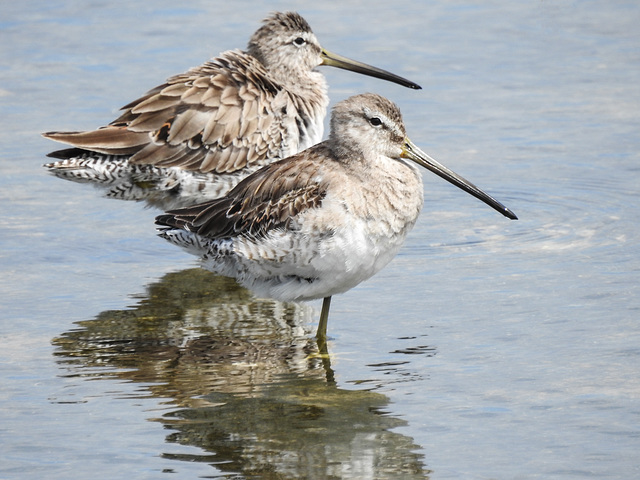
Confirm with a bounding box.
[320,49,422,90]
[402,138,518,220]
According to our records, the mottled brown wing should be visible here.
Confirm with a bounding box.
[156,144,333,239]
[44,51,286,174]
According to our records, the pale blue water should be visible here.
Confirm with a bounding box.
[1,1,639,479]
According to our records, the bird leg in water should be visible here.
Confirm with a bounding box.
[317,296,332,341]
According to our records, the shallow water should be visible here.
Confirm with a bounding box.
[2,1,639,479]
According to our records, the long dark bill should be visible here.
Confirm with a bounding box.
[402,138,518,220]
[321,49,421,90]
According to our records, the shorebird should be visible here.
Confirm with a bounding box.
[43,11,420,210]
[155,93,517,341]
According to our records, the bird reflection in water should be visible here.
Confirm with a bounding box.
[52,268,431,478]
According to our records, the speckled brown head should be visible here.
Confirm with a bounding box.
[246,12,422,89]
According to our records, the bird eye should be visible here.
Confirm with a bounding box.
[369,117,382,127]
[293,37,306,46]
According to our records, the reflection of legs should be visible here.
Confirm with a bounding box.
[320,349,335,384]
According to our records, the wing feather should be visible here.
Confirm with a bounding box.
[156,144,335,240]
[44,50,286,174]
[42,127,148,155]
[168,109,209,144]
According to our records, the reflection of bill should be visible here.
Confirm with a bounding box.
[53,268,431,479]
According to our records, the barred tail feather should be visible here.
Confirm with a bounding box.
[43,152,255,209]
[157,228,209,257]
[44,155,133,186]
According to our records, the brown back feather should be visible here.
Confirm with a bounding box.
[45,51,287,173]
[156,144,334,239]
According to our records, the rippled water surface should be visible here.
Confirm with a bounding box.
[2,1,639,479]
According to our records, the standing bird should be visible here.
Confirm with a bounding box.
[43,12,420,210]
[156,94,517,340]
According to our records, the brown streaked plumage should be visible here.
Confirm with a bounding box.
[43,11,421,210]
[156,94,517,341]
